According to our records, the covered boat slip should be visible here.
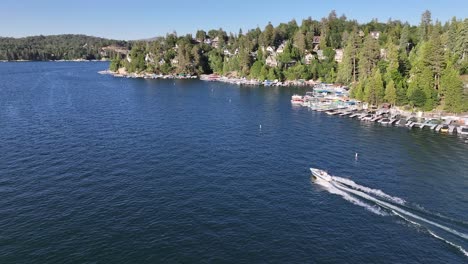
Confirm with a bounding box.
[291,84,468,138]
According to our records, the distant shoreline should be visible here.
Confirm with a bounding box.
[98,70,197,80]
[0,59,109,62]
[98,70,320,86]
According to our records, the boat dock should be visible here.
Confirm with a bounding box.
[291,85,468,138]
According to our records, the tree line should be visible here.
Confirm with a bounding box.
[114,11,467,112]
[0,34,129,61]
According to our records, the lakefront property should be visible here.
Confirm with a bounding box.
[103,10,468,116]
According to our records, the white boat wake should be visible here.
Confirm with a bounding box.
[316,179,388,216]
[331,176,406,205]
[312,170,468,257]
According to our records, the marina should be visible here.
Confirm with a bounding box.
[292,84,468,138]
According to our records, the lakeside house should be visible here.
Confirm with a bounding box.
[100,45,129,58]
[370,31,381,40]
[266,55,278,67]
[334,49,343,63]
[276,42,286,53]
[305,53,314,65]
[313,36,321,50]
[316,50,325,60]
[380,48,387,59]
[211,37,220,48]
[250,51,258,59]
[145,53,155,63]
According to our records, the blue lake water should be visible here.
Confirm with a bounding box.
[0,62,467,263]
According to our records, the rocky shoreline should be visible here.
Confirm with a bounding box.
[199,74,318,87]
[98,70,197,80]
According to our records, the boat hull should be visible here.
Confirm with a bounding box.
[310,168,332,182]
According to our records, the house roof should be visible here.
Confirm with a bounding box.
[313,36,321,44]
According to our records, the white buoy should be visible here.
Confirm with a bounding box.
[259,124,262,129]
[355,152,358,160]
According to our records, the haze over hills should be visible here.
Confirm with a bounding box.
[0,34,130,61]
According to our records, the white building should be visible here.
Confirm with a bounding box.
[334,49,343,63]
[305,53,314,65]
[266,55,278,67]
[370,31,380,40]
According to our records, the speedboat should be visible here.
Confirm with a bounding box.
[310,168,332,182]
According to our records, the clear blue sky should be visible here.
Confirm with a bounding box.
[2,0,467,40]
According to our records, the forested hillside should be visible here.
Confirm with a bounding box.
[0,34,129,61]
[112,10,467,112]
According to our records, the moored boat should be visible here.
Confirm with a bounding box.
[291,94,304,104]
[379,118,392,125]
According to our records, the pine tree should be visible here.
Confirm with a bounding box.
[358,35,380,80]
[293,29,306,55]
[384,79,397,105]
[407,43,437,110]
[419,10,432,42]
[109,55,121,72]
[399,24,410,52]
[337,29,360,83]
[353,78,366,101]
[441,62,464,113]
[454,19,468,62]
[364,69,385,105]
[319,18,328,49]
[396,80,408,106]
[426,30,445,90]
[447,17,458,52]
[261,22,275,47]
[385,40,400,83]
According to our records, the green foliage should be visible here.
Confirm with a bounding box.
[222,56,240,75]
[208,50,223,74]
[109,55,121,72]
[441,62,464,113]
[358,35,380,80]
[278,41,300,64]
[419,10,432,42]
[409,88,427,107]
[396,80,408,106]
[364,68,385,105]
[127,43,146,73]
[284,63,311,80]
[267,68,278,80]
[249,61,264,79]
[337,29,360,83]
[384,79,397,105]
[352,79,366,101]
